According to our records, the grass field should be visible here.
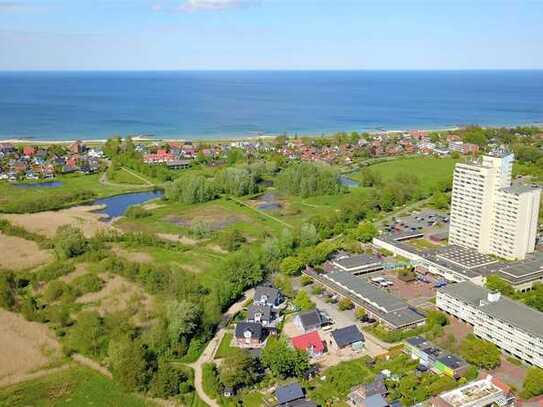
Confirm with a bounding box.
[351,157,459,192]
[0,366,156,407]
[108,168,148,185]
[214,332,236,359]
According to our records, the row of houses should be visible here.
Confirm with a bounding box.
[0,141,102,181]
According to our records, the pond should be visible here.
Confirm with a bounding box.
[339,176,360,188]
[95,190,163,218]
[15,181,64,189]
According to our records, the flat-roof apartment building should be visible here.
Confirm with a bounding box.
[436,281,543,368]
[449,152,540,260]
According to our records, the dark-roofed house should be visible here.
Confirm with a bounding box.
[234,322,265,348]
[254,285,283,308]
[294,309,322,333]
[276,383,304,405]
[247,304,273,326]
[348,374,387,405]
[331,325,364,351]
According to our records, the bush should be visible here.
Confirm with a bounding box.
[71,274,104,294]
[54,225,88,259]
[338,298,354,311]
[311,286,323,295]
[459,334,501,369]
[34,261,75,282]
[300,275,313,286]
[124,206,151,219]
[521,367,543,399]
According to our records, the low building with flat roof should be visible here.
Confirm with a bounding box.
[432,375,515,407]
[331,253,384,274]
[304,268,426,330]
[437,281,543,368]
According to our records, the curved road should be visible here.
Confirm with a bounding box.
[189,288,254,407]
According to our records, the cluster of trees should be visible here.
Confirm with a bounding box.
[369,310,448,343]
[275,162,343,197]
[459,334,501,369]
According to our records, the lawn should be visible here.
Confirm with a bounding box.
[306,357,374,406]
[108,168,148,185]
[0,366,156,407]
[351,157,459,192]
[407,238,445,250]
[214,332,237,359]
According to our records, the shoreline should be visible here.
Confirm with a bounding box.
[1,122,541,145]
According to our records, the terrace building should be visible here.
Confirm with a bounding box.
[331,253,384,275]
[449,152,541,260]
[404,336,469,378]
[437,281,543,368]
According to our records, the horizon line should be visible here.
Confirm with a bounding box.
[1,68,543,73]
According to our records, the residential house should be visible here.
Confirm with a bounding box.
[291,331,325,357]
[331,325,364,351]
[254,286,283,308]
[234,322,265,348]
[294,309,322,333]
[275,383,317,407]
[348,374,388,405]
[247,304,273,326]
[23,146,36,157]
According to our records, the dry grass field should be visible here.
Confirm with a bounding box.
[0,232,54,271]
[0,309,63,387]
[1,205,111,238]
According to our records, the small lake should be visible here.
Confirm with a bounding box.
[339,176,360,188]
[15,181,64,189]
[95,190,163,218]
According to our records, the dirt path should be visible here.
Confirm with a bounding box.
[189,288,254,407]
[72,353,113,379]
[0,364,72,388]
[121,167,154,186]
[228,196,293,229]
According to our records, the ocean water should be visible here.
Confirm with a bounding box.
[0,70,542,141]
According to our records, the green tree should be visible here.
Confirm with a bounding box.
[149,358,186,398]
[338,298,354,311]
[298,223,318,247]
[349,222,378,242]
[459,334,501,369]
[219,349,258,389]
[293,290,315,311]
[166,300,200,349]
[355,307,367,320]
[108,337,148,392]
[0,273,17,310]
[280,256,304,275]
[68,310,107,358]
[261,337,309,379]
[521,367,543,399]
[430,192,450,209]
[54,225,87,259]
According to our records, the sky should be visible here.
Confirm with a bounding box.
[0,0,542,70]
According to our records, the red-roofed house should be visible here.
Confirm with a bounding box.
[23,146,36,157]
[291,331,325,357]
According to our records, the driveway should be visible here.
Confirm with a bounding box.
[306,288,391,356]
[189,288,254,407]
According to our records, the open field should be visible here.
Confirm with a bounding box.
[1,205,111,238]
[116,198,286,240]
[0,366,156,407]
[77,273,154,324]
[0,309,64,388]
[0,233,53,270]
[351,157,459,192]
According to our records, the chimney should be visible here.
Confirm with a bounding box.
[487,292,501,303]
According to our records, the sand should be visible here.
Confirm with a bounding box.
[0,309,63,387]
[0,232,54,271]
[1,205,111,238]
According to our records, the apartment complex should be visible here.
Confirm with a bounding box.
[448,152,540,260]
[436,281,543,368]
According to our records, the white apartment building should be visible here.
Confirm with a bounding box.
[432,375,515,407]
[449,152,541,260]
[436,281,543,368]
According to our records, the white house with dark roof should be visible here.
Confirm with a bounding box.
[254,285,283,308]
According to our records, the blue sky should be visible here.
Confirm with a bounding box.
[0,0,542,70]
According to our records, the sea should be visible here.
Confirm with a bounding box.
[0,70,542,141]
